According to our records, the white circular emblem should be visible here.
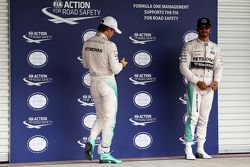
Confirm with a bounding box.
[133,50,152,68]
[133,132,153,149]
[27,92,48,110]
[183,31,198,43]
[82,113,96,130]
[27,50,48,68]
[133,91,152,108]
[27,135,48,153]
[82,29,97,42]
[82,72,91,88]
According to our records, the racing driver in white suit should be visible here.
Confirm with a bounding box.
[82,16,128,164]
[180,18,223,160]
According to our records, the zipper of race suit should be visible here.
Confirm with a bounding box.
[203,42,208,82]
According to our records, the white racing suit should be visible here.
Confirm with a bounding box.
[82,32,123,154]
[180,38,223,143]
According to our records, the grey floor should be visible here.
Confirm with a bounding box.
[1,155,250,167]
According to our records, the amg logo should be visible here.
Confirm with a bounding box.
[85,47,102,53]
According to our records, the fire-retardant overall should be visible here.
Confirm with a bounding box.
[180,38,223,159]
[82,32,123,156]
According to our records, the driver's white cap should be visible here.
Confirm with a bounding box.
[101,16,122,34]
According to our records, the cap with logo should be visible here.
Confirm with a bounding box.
[101,16,122,34]
[197,18,211,27]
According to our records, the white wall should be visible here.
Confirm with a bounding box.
[0,0,10,162]
[218,0,250,153]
